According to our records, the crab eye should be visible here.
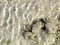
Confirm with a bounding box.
[41,25,46,30]
[40,19,46,24]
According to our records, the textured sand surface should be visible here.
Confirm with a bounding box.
[0,0,60,45]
